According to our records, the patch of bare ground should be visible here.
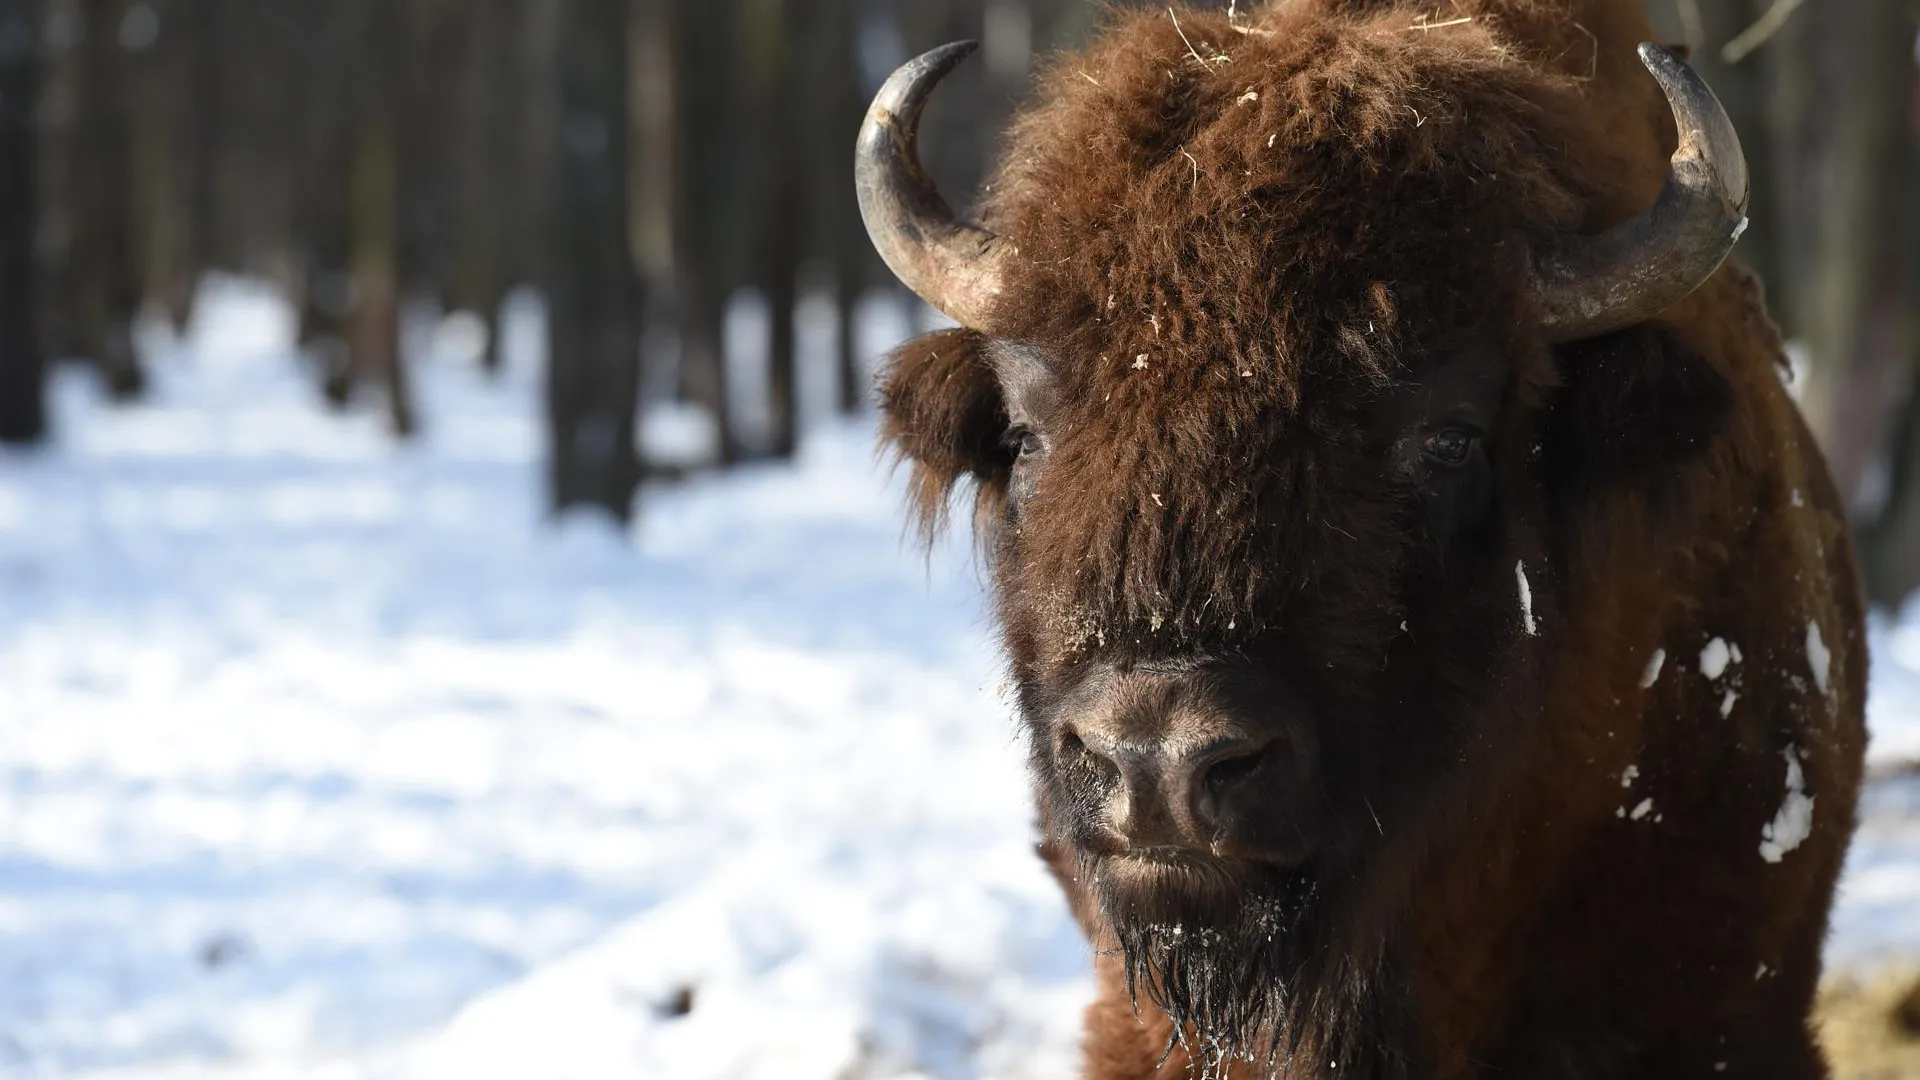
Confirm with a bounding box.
[1819,966,1920,1079]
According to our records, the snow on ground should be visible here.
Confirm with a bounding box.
[0,278,1915,1079]
[1833,611,1920,972]
[0,281,1084,1080]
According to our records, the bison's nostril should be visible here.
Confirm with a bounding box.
[1201,742,1271,800]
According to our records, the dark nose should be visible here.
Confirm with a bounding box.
[1055,668,1311,856]
[1064,728,1277,848]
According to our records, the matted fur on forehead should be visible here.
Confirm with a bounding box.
[884,1,1610,642]
[983,1,1594,352]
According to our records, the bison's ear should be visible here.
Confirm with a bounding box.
[1543,322,1733,492]
[877,328,1014,544]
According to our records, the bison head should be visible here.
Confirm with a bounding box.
[862,6,1744,1067]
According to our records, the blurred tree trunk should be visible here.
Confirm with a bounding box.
[1859,73,1920,605]
[669,0,738,465]
[73,0,146,398]
[197,0,255,273]
[140,0,202,332]
[395,0,456,300]
[748,0,799,459]
[231,3,302,279]
[186,0,223,280]
[344,0,411,436]
[815,0,871,413]
[34,0,74,358]
[293,0,353,400]
[445,0,510,369]
[348,126,410,435]
[1765,0,1913,511]
[633,0,672,288]
[631,0,678,462]
[1870,370,1920,603]
[477,0,523,373]
[509,0,562,342]
[0,0,42,444]
[546,0,644,518]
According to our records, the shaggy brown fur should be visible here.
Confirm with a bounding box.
[877,2,1867,1077]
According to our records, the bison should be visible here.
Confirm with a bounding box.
[857,1,1867,1077]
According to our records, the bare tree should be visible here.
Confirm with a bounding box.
[71,0,145,398]
[394,0,459,301]
[304,0,414,437]
[802,0,873,414]
[747,0,800,459]
[0,0,41,444]
[668,0,740,465]
[443,0,512,369]
[546,0,645,518]
[136,0,203,331]
[292,0,354,399]
[1858,69,1920,603]
[1760,1,1913,508]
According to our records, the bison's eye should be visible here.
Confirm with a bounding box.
[1422,428,1478,467]
[1004,424,1044,461]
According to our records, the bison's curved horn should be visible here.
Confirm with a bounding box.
[1530,43,1750,342]
[857,41,1009,332]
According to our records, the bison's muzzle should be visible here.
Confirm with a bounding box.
[1049,663,1321,869]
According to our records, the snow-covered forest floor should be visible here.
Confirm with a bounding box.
[1,281,1916,1079]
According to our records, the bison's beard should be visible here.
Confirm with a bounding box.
[1094,855,1410,1080]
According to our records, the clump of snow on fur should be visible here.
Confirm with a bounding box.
[1628,798,1655,822]
[1720,690,1738,717]
[1759,746,1816,864]
[1620,764,1639,789]
[1515,562,1538,636]
[1805,620,1832,699]
[1639,649,1666,689]
[1700,637,1734,681]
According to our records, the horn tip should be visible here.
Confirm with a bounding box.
[1634,39,1750,213]
[913,40,983,81]
[857,39,1006,333]
[872,41,984,121]
[1635,41,1688,85]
